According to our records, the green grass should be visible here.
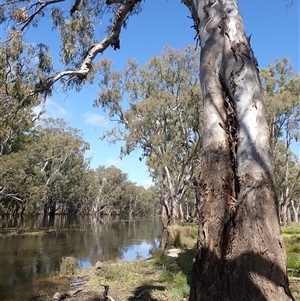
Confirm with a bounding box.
[166,224,198,249]
[158,268,190,301]
[282,223,300,301]
[282,223,300,235]
[152,248,169,266]
[49,224,300,301]
[81,229,197,301]
[282,224,300,274]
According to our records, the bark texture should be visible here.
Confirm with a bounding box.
[182,0,294,300]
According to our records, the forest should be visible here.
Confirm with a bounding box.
[1,43,299,224]
[1,1,300,299]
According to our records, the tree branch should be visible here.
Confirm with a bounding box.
[70,0,82,15]
[34,0,141,93]
[20,0,65,32]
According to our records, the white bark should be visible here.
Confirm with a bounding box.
[291,199,299,222]
[183,1,293,300]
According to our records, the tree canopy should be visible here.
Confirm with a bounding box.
[1,1,299,299]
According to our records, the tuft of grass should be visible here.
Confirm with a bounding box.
[168,224,198,249]
[159,266,174,282]
[177,224,198,248]
[171,283,190,301]
[284,235,300,252]
[287,253,300,270]
[158,268,190,301]
[59,256,78,277]
[174,231,182,248]
[152,249,169,266]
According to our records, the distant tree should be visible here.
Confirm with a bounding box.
[261,58,300,225]
[273,142,300,223]
[96,46,202,227]
[0,151,31,215]
[93,165,129,215]
[0,40,44,156]
[31,118,90,216]
[0,118,90,216]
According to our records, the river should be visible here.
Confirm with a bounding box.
[0,215,162,300]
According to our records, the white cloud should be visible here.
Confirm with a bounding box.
[33,104,44,117]
[84,112,109,127]
[139,178,154,189]
[33,99,71,120]
[105,158,122,167]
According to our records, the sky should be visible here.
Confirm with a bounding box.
[30,0,300,188]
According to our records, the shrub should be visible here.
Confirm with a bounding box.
[151,249,169,266]
[59,256,78,277]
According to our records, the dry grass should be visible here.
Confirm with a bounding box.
[59,256,79,277]
[39,223,300,301]
[81,252,193,301]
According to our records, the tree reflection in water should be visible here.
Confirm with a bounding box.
[0,215,162,301]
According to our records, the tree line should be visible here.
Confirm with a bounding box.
[0,117,160,217]
[1,44,299,225]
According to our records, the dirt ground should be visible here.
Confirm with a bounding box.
[52,269,170,301]
[50,266,300,301]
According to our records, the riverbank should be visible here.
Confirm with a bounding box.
[49,224,198,301]
[48,224,300,301]
[55,249,195,301]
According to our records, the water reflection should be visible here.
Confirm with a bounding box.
[0,215,162,301]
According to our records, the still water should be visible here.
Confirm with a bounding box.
[0,215,162,300]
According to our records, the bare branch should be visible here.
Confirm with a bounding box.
[5,193,25,204]
[70,0,82,15]
[20,0,65,32]
[106,0,124,4]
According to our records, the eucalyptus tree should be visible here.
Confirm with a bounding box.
[93,165,130,215]
[0,37,45,156]
[0,151,31,215]
[120,184,149,217]
[274,142,300,223]
[0,118,90,215]
[31,118,90,216]
[96,46,202,227]
[76,169,99,214]
[181,1,294,300]
[260,58,300,225]
[1,0,295,299]
[1,0,143,93]
[49,152,91,215]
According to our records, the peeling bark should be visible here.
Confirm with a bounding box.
[183,0,294,300]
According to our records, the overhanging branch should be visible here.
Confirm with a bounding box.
[34,0,141,94]
[20,0,66,31]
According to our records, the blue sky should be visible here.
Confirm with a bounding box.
[32,0,299,188]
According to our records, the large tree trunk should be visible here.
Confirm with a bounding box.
[183,1,294,300]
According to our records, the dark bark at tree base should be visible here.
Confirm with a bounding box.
[189,180,294,301]
[190,249,293,301]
